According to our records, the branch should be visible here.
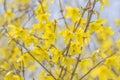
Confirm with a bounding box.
[58,39,72,79]
[3,0,7,13]
[73,0,91,32]
[80,53,116,80]
[38,0,45,13]
[20,46,25,80]
[59,0,69,29]
[70,0,96,80]
[3,26,57,80]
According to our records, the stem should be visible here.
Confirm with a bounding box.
[3,0,7,13]
[15,40,57,80]
[58,39,71,79]
[80,53,116,80]
[58,67,64,78]
[70,51,81,80]
[3,26,57,80]
[59,0,69,29]
[73,0,91,32]
[58,0,92,79]
[20,46,25,80]
[38,0,45,13]
[70,0,96,80]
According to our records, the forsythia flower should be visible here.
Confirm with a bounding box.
[70,42,82,55]
[97,27,114,41]
[115,19,120,26]
[36,13,50,23]
[66,6,81,22]
[61,29,74,43]
[75,29,91,46]
[100,39,113,51]
[90,19,107,33]
[50,48,63,64]
[5,10,15,21]
[8,24,28,39]
[91,65,116,80]
[39,71,54,80]
[79,59,93,73]
[0,62,10,70]
[61,57,76,68]
[105,55,120,70]
[17,53,33,67]
[100,0,110,11]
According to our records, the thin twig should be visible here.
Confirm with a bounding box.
[3,0,7,13]
[22,12,35,27]
[38,0,45,13]
[70,0,96,80]
[58,39,71,79]
[20,46,25,80]
[73,0,91,32]
[3,26,57,80]
[58,0,92,79]
[61,68,67,79]
[59,0,69,29]
[80,53,116,80]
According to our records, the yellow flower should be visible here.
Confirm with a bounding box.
[97,27,114,41]
[100,0,110,11]
[39,71,54,80]
[90,19,107,33]
[36,13,50,23]
[100,52,107,58]
[91,65,116,80]
[28,65,37,71]
[101,39,113,51]
[75,29,91,47]
[62,57,76,69]
[8,24,28,39]
[5,10,15,21]
[13,47,21,55]
[90,23,103,33]
[35,6,43,15]
[103,0,110,6]
[79,59,93,73]
[17,53,33,67]
[66,6,81,22]
[96,19,108,24]
[32,23,45,34]
[61,29,74,43]
[105,55,120,70]
[50,48,63,64]
[24,35,38,47]
[31,47,49,61]
[115,19,120,26]
[0,62,10,70]
[70,42,82,55]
